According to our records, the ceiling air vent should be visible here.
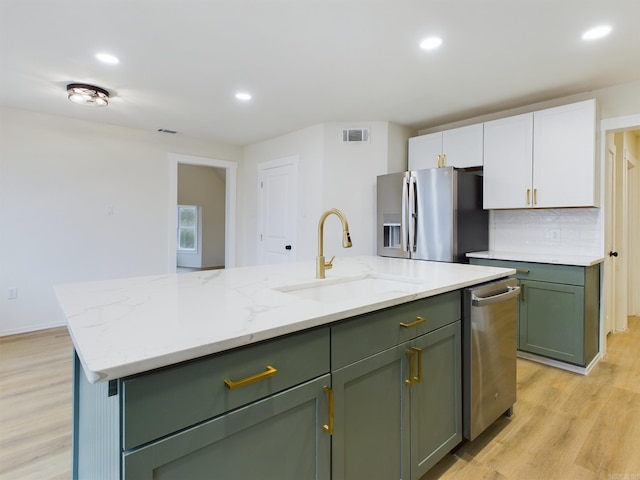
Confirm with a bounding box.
[341,127,370,143]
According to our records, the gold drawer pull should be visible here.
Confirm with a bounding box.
[526,188,531,205]
[516,269,530,273]
[405,349,416,386]
[323,386,334,435]
[412,347,423,383]
[400,316,426,328]
[224,365,277,390]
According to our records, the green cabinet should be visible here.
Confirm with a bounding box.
[331,343,407,480]
[331,293,462,480]
[123,374,331,480]
[469,258,600,366]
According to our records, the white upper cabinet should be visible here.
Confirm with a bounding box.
[483,99,597,209]
[408,123,483,170]
[532,100,597,208]
[408,132,442,170]
[483,113,533,209]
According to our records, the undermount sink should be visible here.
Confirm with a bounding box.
[274,274,422,303]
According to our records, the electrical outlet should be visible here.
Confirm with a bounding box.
[8,287,17,300]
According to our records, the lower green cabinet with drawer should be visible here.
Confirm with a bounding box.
[330,293,462,480]
[469,258,600,366]
[123,374,331,480]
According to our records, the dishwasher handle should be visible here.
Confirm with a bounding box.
[471,286,520,307]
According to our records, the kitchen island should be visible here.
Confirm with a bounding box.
[55,256,514,480]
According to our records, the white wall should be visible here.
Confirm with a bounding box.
[241,124,325,266]
[0,107,241,335]
[240,122,414,266]
[321,122,413,257]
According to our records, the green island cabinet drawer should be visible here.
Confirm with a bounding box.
[331,290,461,369]
[122,327,330,450]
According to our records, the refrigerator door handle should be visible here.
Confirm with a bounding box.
[408,175,417,252]
[401,176,409,252]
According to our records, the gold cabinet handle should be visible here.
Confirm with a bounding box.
[533,188,538,205]
[441,154,446,167]
[520,284,525,302]
[436,154,441,168]
[526,188,531,205]
[323,386,334,435]
[412,347,422,383]
[516,269,529,273]
[405,349,416,386]
[400,316,426,328]
[224,365,277,390]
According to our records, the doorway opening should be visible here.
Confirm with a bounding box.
[168,153,237,273]
[600,115,640,356]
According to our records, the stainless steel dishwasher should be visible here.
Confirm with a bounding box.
[462,278,520,441]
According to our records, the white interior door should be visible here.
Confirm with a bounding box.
[613,133,629,333]
[600,114,640,355]
[604,137,616,337]
[258,156,299,265]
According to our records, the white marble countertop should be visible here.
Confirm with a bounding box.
[466,251,604,267]
[54,256,514,383]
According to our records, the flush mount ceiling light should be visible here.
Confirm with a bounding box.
[67,83,109,107]
[235,92,252,101]
[419,36,443,50]
[582,25,612,41]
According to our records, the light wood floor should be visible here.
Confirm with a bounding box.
[0,318,638,480]
[0,328,73,480]
[422,315,640,480]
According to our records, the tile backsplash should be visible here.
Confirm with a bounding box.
[489,208,602,256]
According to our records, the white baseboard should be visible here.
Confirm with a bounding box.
[517,350,601,376]
[0,320,66,337]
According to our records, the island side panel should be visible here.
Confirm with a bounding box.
[73,352,120,479]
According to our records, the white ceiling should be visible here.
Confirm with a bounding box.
[1,0,639,146]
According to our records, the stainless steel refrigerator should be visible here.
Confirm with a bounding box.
[376,167,488,263]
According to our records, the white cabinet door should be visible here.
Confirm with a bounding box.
[533,99,597,208]
[442,123,483,168]
[408,133,442,170]
[409,123,483,171]
[483,99,597,210]
[483,113,533,209]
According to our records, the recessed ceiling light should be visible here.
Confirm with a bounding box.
[96,53,120,64]
[419,36,443,50]
[582,25,612,41]
[235,92,252,101]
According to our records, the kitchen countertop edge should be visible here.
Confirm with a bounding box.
[466,250,605,267]
[55,256,515,383]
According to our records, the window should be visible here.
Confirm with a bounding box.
[177,205,198,252]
